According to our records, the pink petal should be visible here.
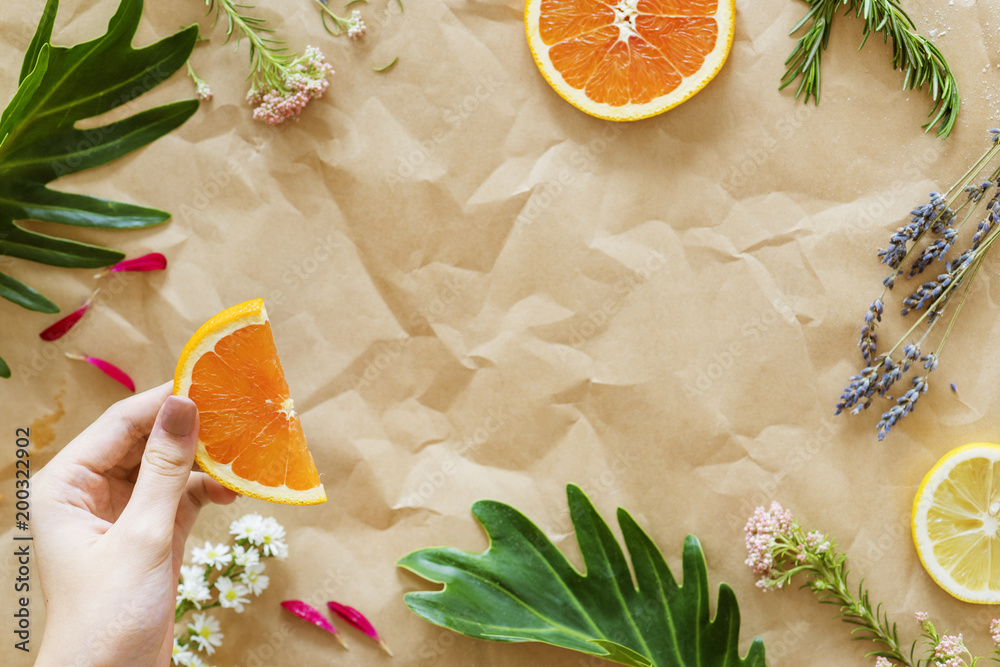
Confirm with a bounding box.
[40,300,90,341]
[281,601,347,648]
[75,356,135,392]
[108,252,167,273]
[328,601,393,655]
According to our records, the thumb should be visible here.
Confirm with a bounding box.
[119,395,199,545]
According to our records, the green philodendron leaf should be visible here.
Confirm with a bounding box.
[0,0,199,376]
[398,484,767,667]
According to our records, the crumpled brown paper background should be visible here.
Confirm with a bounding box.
[4,0,1000,663]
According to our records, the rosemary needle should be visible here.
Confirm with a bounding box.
[783,0,960,138]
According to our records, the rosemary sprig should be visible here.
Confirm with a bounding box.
[837,130,1000,439]
[192,0,335,124]
[783,0,960,138]
[201,0,293,92]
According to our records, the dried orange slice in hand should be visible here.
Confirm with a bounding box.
[526,0,735,121]
[174,299,326,505]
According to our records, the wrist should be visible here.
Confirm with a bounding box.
[36,614,162,667]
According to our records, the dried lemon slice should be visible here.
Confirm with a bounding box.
[912,443,1000,603]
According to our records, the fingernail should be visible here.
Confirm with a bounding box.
[161,396,197,437]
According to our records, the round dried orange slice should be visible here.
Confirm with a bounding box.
[525,0,735,121]
[174,299,326,505]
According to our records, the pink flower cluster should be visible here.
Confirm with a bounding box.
[795,530,830,563]
[346,9,366,40]
[744,501,794,590]
[195,82,213,102]
[934,634,967,667]
[992,618,1000,645]
[874,657,892,667]
[247,46,334,126]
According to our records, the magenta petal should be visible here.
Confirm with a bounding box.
[327,601,392,654]
[40,301,90,341]
[82,356,135,392]
[326,600,379,639]
[108,252,167,272]
[281,601,347,647]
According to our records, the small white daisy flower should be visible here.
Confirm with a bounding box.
[172,637,195,665]
[176,578,212,609]
[187,613,223,654]
[231,544,260,568]
[258,517,288,558]
[240,562,270,595]
[180,564,206,586]
[191,541,232,570]
[230,513,266,543]
[215,576,252,613]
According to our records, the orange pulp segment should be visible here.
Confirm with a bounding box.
[174,299,326,505]
[526,0,735,120]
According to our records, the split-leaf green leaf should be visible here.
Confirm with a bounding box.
[0,0,198,377]
[398,484,766,667]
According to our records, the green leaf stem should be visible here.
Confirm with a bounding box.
[0,0,198,376]
[398,484,766,667]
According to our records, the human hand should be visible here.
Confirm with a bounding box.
[32,382,238,667]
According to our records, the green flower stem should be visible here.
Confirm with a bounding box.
[311,0,354,34]
[201,0,293,91]
[770,530,914,665]
[186,61,205,85]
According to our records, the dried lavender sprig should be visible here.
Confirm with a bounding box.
[879,132,1000,283]
[907,227,955,277]
[878,193,946,271]
[901,273,952,315]
[876,375,929,440]
[972,190,1000,250]
[859,298,883,364]
[839,130,1000,438]
[836,359,885,415]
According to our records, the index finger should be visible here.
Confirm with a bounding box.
[56,382,174,473]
